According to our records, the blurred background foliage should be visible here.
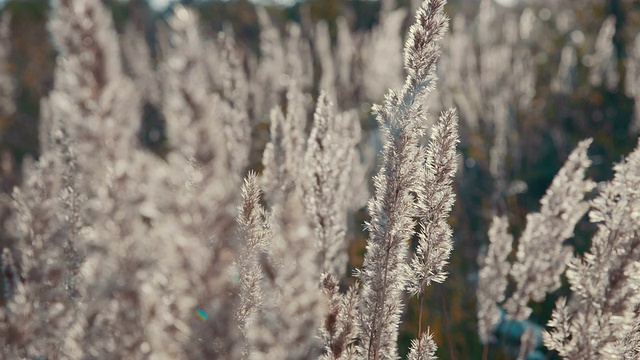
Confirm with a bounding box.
[1,0,640,358]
